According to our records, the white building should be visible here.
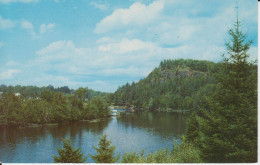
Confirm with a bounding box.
[14,93,21,97]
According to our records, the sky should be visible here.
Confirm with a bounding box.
[0,0,258,92]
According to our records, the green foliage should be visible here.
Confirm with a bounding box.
[121,142,202,163]
[121,151,142,163]
[90,134,119,163]
[84,102,99,119]
[21,99,52,124]
[197,18,257,163]
[40,90,53,102]
[111,59,221,111]
[171,141,203,163]
[122,149,173,163]
[92,97,110,118]
[56,86,71,94]
[0,85,109,99]
[145,148,173,163]
[51,92,69,122]
[185,113,200,145]
[75,88,87,101]
[0,86,111,126]
[53,138,86,163]
[0,92,23,125]
[83,96,111,120]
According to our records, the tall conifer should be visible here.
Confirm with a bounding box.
[53,138,86,163]
[90,134,119,163]
[199,10,257,163]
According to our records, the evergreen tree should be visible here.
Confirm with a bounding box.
[53,138,86,163]
[185,113,200,145]
[198,16,257,162]
[90,134,119,163]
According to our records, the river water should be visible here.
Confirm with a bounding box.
[0,112,189,163]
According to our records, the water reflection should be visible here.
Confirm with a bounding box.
[117,112,189,137]
[0,112,188,163]
[0,119,112,163]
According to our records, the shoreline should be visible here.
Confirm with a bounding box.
[0,116,112,128]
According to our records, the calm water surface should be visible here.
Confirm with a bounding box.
[0,112,188,163]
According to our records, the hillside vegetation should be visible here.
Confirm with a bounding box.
[109,59,221,111]
[110,58,256,113]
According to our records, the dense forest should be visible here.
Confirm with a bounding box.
[109,59,218,111]
[0,86,111,126]
[109,58,256,113]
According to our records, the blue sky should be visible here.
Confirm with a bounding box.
[0,0,257,92]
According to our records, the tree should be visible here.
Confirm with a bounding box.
[53,138,86,163]
[51,92,69,122]
[85,102,99,119]
[198,16,257,162]
[93,97,110,118]
[40,90,53,102]
[90,134,119,163]
[0,92,23,125]
[185,113,200,145]
[75,88,87,101]
[57,86,71,93]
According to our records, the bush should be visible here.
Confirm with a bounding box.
[121,141,203,163]
[172,141,203,163]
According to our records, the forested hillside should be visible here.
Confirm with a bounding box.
[109,59,256,112]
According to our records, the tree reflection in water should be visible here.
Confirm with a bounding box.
[0,112,188,163]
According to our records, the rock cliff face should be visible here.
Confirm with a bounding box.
[160,68,205,78]
[149,66,207,84]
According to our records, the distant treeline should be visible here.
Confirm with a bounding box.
[0,87,110,126]
[0,84,109,99]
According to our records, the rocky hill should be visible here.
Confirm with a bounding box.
[109,59,221,112]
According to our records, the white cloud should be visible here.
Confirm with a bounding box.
[95,0,257,47]
[90,1,109,11]
[39,23,55,34]
[6,61,18,67]
[0,69,20,80]
[21,20,36,36]
[96,37,114,44]
[0,16,15,29]
[21,21,55,36]
[36,40,78,56]
[21,20,34,30]
[34,39,156,78]
[103,67,152,77]
[0,16,55,37]
[0,0,39,3]
[98,38,156,54]
[95,0,164,33]
[33,38,224,82]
